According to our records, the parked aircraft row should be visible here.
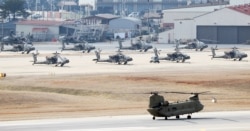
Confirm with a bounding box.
[29,44,248,67]
[1,33,248,67]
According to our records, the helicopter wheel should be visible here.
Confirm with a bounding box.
[165,117,168,120]
[187,115,191,119]
[152,116,155,120]
[176,115,180,119]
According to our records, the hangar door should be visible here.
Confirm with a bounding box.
[217,26,237,44]
[197,26,250,44]
[197,26,217,43]
[238,26,250,44]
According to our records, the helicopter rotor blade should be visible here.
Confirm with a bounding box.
[118,91,212,95]
[161,91,211,95]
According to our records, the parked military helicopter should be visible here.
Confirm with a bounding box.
[118,37,153,52]
[58,34,95,53]
[0,41,35,54]
[93,49,133,65]
[32,51,69,67]
[178,39,208,51]
[211,46,248,61]
[1,32,35,54]
[146,91,210,120]
[150,47,190,63]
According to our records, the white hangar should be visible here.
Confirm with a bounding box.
[108,17,142,38]
[109,17,141,31]
[173,4,250,44]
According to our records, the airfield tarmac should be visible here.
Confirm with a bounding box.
[0,38,250,128]
[0,111,250,131]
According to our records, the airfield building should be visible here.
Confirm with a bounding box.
[164,4,250,44]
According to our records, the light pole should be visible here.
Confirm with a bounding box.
[148,0,150,35]
[1,19,3,38]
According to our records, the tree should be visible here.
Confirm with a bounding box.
[0,0,30,20]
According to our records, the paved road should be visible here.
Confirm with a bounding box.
[0,111,249,131]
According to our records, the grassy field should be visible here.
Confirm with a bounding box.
[1,70,250,121]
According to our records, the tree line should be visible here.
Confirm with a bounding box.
[0,0,29,20]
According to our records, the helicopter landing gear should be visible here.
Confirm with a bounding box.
[176,115,180,119]
[165,117,168,120]
[152,116,155,120]
[187,115,191,119]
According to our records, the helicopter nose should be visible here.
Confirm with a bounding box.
[185,55,191,59]
[65,59,70,63]
[200,104,204,111]
[126,57,133,62]
[31,47,35,50]
[128,57,133,61]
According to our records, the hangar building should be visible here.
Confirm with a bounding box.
[173,4,250,44]
[109,17,141,38]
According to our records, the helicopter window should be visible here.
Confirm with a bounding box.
[172,107,177,111]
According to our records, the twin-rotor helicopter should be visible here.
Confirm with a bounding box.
[141,91,215,120]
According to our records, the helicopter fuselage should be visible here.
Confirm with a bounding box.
[147,99,204,118]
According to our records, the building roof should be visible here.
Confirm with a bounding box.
[58,1,77,6]
[83,14,120,20]
[111,17,141,24]
[96,14,120,19]
[228,4,250,15]
[16,20,63,26]
[143,12,162,19]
